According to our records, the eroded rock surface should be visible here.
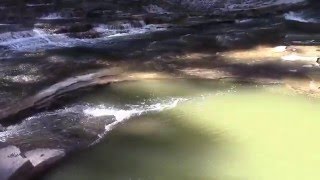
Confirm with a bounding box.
[25,149,65,174]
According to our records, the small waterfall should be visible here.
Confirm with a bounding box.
[94,20,154,37]
[0,29,59,52]
[0,20,166,55]
[39,13,65,20]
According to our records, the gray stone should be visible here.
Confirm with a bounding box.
[24,149,65,174]
[0,146,33,180]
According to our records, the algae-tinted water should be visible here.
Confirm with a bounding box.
[41,80,320,180]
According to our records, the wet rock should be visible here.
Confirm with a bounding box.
[144,14,185,24]
[284,33,320,45]
[80,115,116,135]
[86,8,115,19]
[286,20,320,33]
[24,149,65,174]
[147,39,188,53]
[54,23,93,34]
[67,30,102,39]
[0,145,33,180]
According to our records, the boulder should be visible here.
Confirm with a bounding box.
[0,146,33,180]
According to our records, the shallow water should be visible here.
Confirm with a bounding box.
[0,79,236,151]
[38,80,320,180]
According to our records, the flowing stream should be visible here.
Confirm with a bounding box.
[1,0,320,180]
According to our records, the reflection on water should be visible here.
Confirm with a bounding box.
[39,80,320,180]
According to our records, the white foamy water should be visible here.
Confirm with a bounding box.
[84,98,187,144]
[3,75,42,83]
[0,28,96,52]
[284,12,317,23]
[39,12,82,20]
[0,97,186,143]
[84,98,184,120]
[0,29,59,51]
[0,23,166,54]
[39,13,65,20]
[94,22,167,37]
[235,19,254,24]
[26,3,54,7]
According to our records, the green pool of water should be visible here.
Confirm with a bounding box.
[41,79,320,180]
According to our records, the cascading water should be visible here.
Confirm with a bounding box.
[0,22,166,58]
[0,96,187,151]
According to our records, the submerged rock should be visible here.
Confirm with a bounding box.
[24,148,65,175]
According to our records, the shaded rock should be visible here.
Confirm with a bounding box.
[54,23,93,34]
[86,8,115,19]
[286,20,320,33]
[0,146,33,180]
[284,33,320,45]
[144,14,185,24]
[24,149,65,175]
[67,30,102,39]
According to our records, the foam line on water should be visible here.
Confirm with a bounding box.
[39,13,81,20]
[84,98,187,145]
[39,13,65,20]
[26,3,54,7]
[0,97,187,143]
[284,12,317,23]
